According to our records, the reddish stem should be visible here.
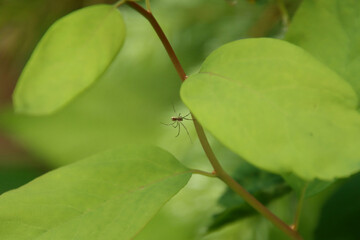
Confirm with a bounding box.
[126,2,187,81]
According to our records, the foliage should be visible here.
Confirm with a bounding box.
[209,163,291,231]
[13,5,125,115]
[181,37,360,180]
[0,147,191,239]
[0,0,359,239]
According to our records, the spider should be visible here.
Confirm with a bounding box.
[162,106,193,139]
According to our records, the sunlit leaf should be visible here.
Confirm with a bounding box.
[13,4,126,115]
[181,38,360,180]
[0,146,191,240]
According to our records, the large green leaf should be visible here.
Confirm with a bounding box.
[181,38,360,180]
[0,146,191,240]
[0,4,180,167]
[286,0,360,95]
[13,4,125,115]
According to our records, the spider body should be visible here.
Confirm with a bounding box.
[171,116,183,121]
[162,110,192,139]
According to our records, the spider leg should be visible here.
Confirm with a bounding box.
[183,117,193,121]
[161,122,176,126]
[175,121,181,137]
[172,121,179,128]
[183,112,191,118]
[183,112,194,120]
[180,121,192,142]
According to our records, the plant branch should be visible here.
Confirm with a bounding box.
[193,120,302,240]
[192,120,225,173]
[126,2,187,81]
[191,169,217,178]
[124,2,302,239]
[219,170,302,239]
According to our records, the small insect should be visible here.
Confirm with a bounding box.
[162,105,193,139]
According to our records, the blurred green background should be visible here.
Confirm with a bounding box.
[1,0,359,239]
[0,0,296,183]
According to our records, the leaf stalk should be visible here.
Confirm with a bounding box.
[191,169,217,178]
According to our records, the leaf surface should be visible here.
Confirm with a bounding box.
[0,146,191,240]
[286,0,360,95]
[181,38,360,180]
[13,4,125,115]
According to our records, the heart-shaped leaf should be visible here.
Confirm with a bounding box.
[181,38,360,180]
[13,4,126,115]
[0,146,191,240]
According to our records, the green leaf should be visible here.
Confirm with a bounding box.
[181,38,360,180]
[209,163,291,231]
[282,173,333,198]
[286,0,360,95]
[0,0,268,168]
[13,4,125,115]
[0,5,180,167]
[0,146,191,240]
[314,173,360,240]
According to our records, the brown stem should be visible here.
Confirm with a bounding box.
[192,120,225,173]
[193,119,302,240]
[219,170,302,239]
[124,2,302,239]
[126,2,187,81]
